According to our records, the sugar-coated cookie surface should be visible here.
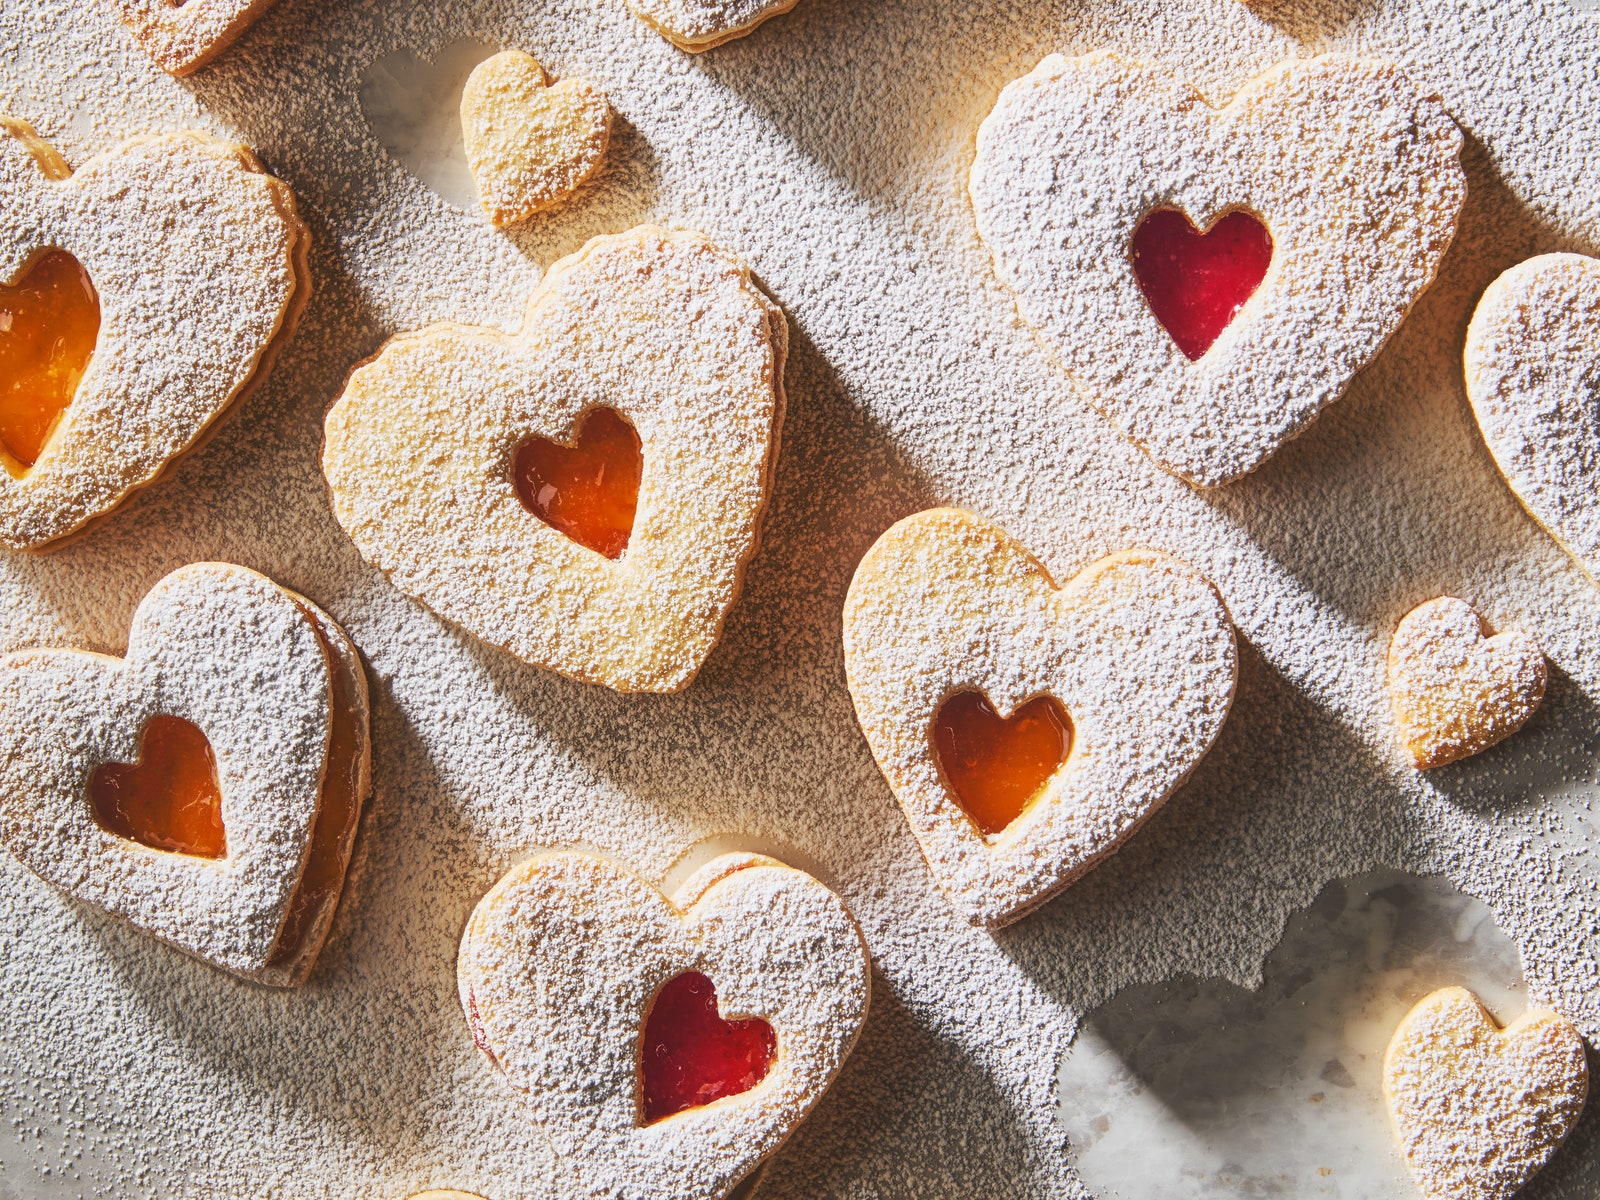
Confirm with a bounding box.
[1383,987,1587,1200]
[0,563,371,987]
[0,120,309,551]
[460,50,611,228]
[1465,253,1600,587]
[457,851,869,1200]
[970,52,1464,487]
[1386,597,1545,770]
[322,225,786,693]
[628,0,802,51]
[842,508,1237,927]
[110,0,281,74]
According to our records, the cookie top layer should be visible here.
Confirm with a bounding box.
[323,225,786,693]
[111,0,281,75]
[970,52,1464,486]
[0,121,308,550]
[627,0,802,50]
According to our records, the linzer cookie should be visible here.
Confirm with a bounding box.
[458,851,869,1200]
[1384,987,1587,1200]
[0,119,308,550]
[0,563,371,987]
[629,0,802,51]
[322,225,786,693]
[842,508,1237,927]
[1465,253,1600,586]
[111,0,281,75]
[970,52,1464,486]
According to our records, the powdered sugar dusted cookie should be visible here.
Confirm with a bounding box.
[0,563,371,987]
[842,508,1237,927]
[1465,253,1600,586]
[322,225,786,693]
[970,52,1464,486]
[629,0,802,51]
[0,119,309,550]
[457,851,869,1200]
[1384,987,1587,1200]
[460,50,611,228]
[111,0,280,75]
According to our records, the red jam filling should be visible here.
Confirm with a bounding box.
[933,691,1072,836]
[0,249,100,470]
[90,715,226,858]
[641,971,776,1124]
[514,407,642,560]
[1130,208,1273,361]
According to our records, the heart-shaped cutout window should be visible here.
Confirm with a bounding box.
[934,691,1072,837]
[641,970,776,1124]
[0,249,100,473]
[1131,208,1272,361]
[90,715,226,858]
[514,406,642,560]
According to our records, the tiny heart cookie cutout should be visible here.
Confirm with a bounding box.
[0,119,309,550]
[842,508,1237,927]
[323,225,786,693]
[1387,596,1545,769]
[1466,253,1600,586]
[458,851,869,1200]
[1384,987,1588,1200]
[0,563,371,987]
[110,0,280,74]
[970,52,1464,486]
[460,50,611,227]
[628,0,802,51]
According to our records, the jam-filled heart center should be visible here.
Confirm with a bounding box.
[1131,208,1273,361]
[90,715,226,858]
[0,249,100,472]
[934,691,1072,837]
[514,406,642,560]
[640,970,776,1124]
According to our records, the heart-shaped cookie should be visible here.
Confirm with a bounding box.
[1465,253,1600,586]
[1384,987,1587,1200]
[628,0,803,51]
[460,50,611,228]
[322,225,786,693]
[110,0,280,75]
[842,508,1237,927]
[970,52,1464,486]
[1386,596,1545,769]
[458,851,869,1200]
[0,563,371,987]
[0,119,309,550]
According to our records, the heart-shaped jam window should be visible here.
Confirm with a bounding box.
[934,691,1072,837]
[0,250,100,472]
[1131,209,1273,361]
[90,715,226,858]
[514,407,642,560]
[641,970,776,1124]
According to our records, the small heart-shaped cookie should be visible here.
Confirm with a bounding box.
[0,563,371,986]
[322,225,786,693]
[110,0,280,75]
[1387,597,1545,769]
[1384,987,1587,1200]
[970,52,1464,486]
[458,851,869,1200]
[460,50,611,228]
[0,119,309,550]
[1466,253,1600,586]
[628,0,802,51]
[842,509,1237,927]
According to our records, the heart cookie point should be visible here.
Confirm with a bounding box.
[641,970,777,1124]
[1131,208,1272,361]
[933,691,1071,837]
[0,249,99,473]
[90,714,226,859]
[514,406,642,560]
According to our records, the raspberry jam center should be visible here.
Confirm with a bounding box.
[640,971,776,1124]
[90,715,226,858]
[0,250,100,471]
[1130,208,1273,361]
[514,407,642,560]
[934,691,1072,836]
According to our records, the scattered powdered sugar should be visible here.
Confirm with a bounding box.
[0,0,1598,1197]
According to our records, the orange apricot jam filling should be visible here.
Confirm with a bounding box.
[0,249,100,471]
[90,715,227,858]
[641,971,776,1124]
[933,691,1072,837]
[514,406,642,560]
